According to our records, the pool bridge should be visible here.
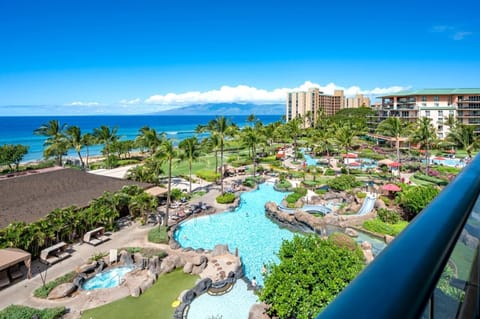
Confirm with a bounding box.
[317,154,480,319]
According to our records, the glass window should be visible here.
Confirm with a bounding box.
[434,103,439,107]
[438,110,443,116]
[425,110,430,116]
[450,110,454,115]
[422,103,426,107]
[422,96,427,102]
[434,96,439,102]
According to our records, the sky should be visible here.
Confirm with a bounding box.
[0,0,479,115]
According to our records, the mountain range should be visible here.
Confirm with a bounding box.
[151,103,284,115]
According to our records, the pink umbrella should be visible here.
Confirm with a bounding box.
[349,162,361,166]
[388,161,401,168]
[343,153,358,158]
[381,184,401,192]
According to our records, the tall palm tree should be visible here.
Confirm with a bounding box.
[447,124,479,158]
[155,139,179,227]
[34,120,68,165]
[179,136,200,193]
[198,116,236,194]
[81,133,95,169]
[136,126,166,156]
[376,117,411,164]
[246,113,258,127]
[65,125,85,168]
[411,117,437,175]
[241,126,264,177]
[286,117,303,162]
[93,125,119,169]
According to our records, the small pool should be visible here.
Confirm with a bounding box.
[175,183,293,287]
[303,152,318,166]
[431,158,466,168]
[186,280,258,319]
[82,266,134,290]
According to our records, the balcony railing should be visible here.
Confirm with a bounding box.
[317,154,480,319]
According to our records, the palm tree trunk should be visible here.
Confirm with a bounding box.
[77,151,85,169]
[164,158,172,228]
[396,136,400,164]
[220,142,224,194]
[189,160,192,193]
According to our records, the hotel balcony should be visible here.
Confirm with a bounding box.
[317,155,480,319]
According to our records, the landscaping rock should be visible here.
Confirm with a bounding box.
[183,262,193,274]
[119,250,133,265]
[131,286,141,297]
[361,241,374,264]
[345,227,359,237]
[139,277,154,293]
[211,244,230,256]
[160,255,184,274]
[191,255,207,266]
[384,234,395,244]
[249,303,270,319]
[76,261,97,274]
[47,283,77,299]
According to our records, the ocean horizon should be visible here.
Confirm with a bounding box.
[0,114,282,163]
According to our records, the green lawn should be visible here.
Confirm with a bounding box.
[81,270,198,319]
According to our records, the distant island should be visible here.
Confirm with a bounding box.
[150,103,284,116]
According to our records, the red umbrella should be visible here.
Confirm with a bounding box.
[434,157,446,160]
[419,150,426,153]
[388,161,401,168]
[349,162,361,166]
[381,184,401,192]
[343,153,358,158]
[446,150,456,154]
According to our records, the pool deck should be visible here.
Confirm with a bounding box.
[0,175,254,317]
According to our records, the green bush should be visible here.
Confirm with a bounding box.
[377,208,401,224]
[326,175,361,191]
[434,165,461,175]
[399,185,440,220]
[329,232,359,252]
[33,272,76,298]
[285,187,307,206]
[243,177,256,188]
[323,168,336,176]
[216,193,236,204]
[0,305,66,319]
[379,195,391,206]
[148,226,169,244]
[356,192,366,199]
[195,169,220,182]
[276,179,292,189]
[117,159,141,166]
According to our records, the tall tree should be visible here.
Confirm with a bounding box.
[65,125,85,168]
[81,133,95,169]
[410,117,437,175]
[135,126,165,156]
[241,126,264,177]
[93,125,119,169]
[155,139,180,226]
[286,117,303,162]
[0,144,29,172]
[179,136,201,193]
[447,124,479,158]
[376,117,411,164]
[34,120,68,165]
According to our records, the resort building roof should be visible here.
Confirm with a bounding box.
[379,88,480,97]
[0,168,151,228]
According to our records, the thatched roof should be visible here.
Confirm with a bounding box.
[0,168,150,228]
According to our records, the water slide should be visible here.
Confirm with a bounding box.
[357,194,376,215]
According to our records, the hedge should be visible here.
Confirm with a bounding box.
[195,169,220,182]
[413,173,449,186]
[216,193,236,204]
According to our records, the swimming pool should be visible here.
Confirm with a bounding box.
[431,158,466,168]
[175,183,294,286]
[186,280,258,319]
[303,152,318,166]
[82,266,134,290]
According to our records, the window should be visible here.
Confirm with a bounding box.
[438,125,443,130]
[434,96,439,102]
[438,110,443,116]
[425,110,430,116]
[449,110,454,115]
[422,103,426,107]
[422,96,427,102]
[434,103,439,107]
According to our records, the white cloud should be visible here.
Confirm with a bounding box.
[431,25,453,33]
[144,82,408,106]
[119,98,142,105]
[65,101,100,106]
[452,31,473,40]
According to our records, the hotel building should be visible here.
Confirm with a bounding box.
[286,88,369,127]
[378,89,480,139]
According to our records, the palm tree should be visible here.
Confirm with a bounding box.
[34,120,68,165]
[286,117,303,162]
[155,139,180,227]
[241,126,264,177]
[81,133,95,169]
[65,125,85,168]
[376,117,411,164]
[179,136,201,193]
[136,126,166,156]
[246,113,258,127]
[447,124,479,158]
[411,117,437,175]
[198,116,236,194]
[93,125,119,169]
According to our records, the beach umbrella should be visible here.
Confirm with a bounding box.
[446,150,456,154]
[381,184,401,192]
[342,153,358,158]
[378,159,394,166]
[388,161,401,168]
[434,157,446,160]
[349,162,361,166]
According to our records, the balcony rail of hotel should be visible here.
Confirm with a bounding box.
[317,154,480,319]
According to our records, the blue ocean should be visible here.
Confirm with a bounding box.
[0,115,282,163]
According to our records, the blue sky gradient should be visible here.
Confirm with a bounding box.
[0,0,479,114]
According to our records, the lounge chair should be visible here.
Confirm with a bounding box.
[40,242,70,265]
[83,227,109,246]
[0,270,10,289]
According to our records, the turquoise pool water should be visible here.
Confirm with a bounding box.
[186,280,258,319]
[431,158,466,167]
[175,183,293,286]
[303,152,318,166]
[82,266,134,290]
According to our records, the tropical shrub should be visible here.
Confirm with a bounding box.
[399,185,440,219]
[285,187,308,207]
[260,235,364,319]
[275,179,292,190]
[243,177,257,188]
[216,193,236,204]
[323,168,336,176]
[356,192,367,199]
[0,305,66,319]
[363,219,408,236]
[326,175,361,191]
[195,169,219,182]
[413,173,448,186]
[377,208,401,224]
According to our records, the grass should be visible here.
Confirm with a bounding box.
[450,242,476,280]
[0,305,66,319]
[363,218,409,236]
[147,226,169,244]
[33,271,76,298]
[80,270,198,319]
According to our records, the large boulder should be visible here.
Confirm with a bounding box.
[139,276,155,293]
[119,250,133,265]
[183,262,193,274]
[248,303,270,319]
[47,283,77,300]
[192,278,212,295]
[76,261,97,274]
[361,241,374,264]
[160,255,184,274]
[191,255,207,266]
[130,286,141,297]
[345,227,359,237]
